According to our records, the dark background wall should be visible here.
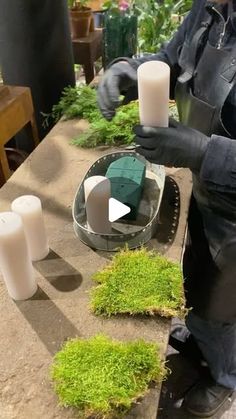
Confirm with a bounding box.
[0,0,75,147]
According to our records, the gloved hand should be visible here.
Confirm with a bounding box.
[134,118,210,171]
[97,61,137,120]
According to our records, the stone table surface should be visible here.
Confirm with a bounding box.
[0,118,192,419]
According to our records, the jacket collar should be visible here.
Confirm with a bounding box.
[205,1,228,17]
[206,1,236,28]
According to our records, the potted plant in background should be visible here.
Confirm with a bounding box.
[68,0,93,38]
[135,0,192,53]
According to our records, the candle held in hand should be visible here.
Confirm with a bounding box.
[0,212,37,300]
[84,176,111,234]
[137,61,170,127]
[11,195,49,261]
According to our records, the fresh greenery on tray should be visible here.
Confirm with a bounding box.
[72,100,139,147]
[45,85,99,123]
[91,248,186,318]
[51,334,167,418]
[46,85,179,148]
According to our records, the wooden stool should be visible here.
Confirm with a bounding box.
[72,29,103,84]
[0,85,39,186]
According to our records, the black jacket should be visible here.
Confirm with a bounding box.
[131,0,236,203]
[129,0,236,321]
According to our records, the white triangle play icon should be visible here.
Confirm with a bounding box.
[109,198,131,222]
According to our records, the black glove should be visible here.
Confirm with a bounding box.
[134,119,210,172]
[97,61,137,120]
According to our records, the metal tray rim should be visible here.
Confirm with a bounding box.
[72,151,165,249]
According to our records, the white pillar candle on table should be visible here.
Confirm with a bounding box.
[137,61,170,127]
[84,176,111,234]
[0,212,37,300]
[11,195,49,262]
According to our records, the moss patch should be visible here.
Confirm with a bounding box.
[51,335,166,418]
[91,248,185,318]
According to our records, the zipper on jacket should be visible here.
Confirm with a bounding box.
[212,6,230,49]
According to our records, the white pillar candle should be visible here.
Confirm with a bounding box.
[137,61,170,127]
[0,212,37,300]
[11,195,49,262]
[84,176,111,234]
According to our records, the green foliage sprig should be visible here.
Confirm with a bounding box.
[45,84,178,147]
[136,0,192,53]
[68,0,89,9]
[45,84,140,147]
[49,85,99,122]
[91,248,186,317]
[72,100,139,147]
[51,335,167,418]
[68,0,75,7]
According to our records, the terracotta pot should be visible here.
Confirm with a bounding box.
[70,7,92,39]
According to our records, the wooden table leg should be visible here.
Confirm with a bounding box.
[0,162,5,187]
[30,116,40,147]
[0,146,11,183]
[83,62,95,84]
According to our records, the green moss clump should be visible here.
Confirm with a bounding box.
[51,335,166,418]
[91,248,185,318]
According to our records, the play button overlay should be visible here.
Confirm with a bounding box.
[109,198,130,222]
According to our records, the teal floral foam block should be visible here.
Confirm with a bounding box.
[106,156,146,220]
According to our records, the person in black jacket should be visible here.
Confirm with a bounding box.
[98,0,236,416]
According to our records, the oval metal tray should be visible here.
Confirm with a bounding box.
[72,151,165,251]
